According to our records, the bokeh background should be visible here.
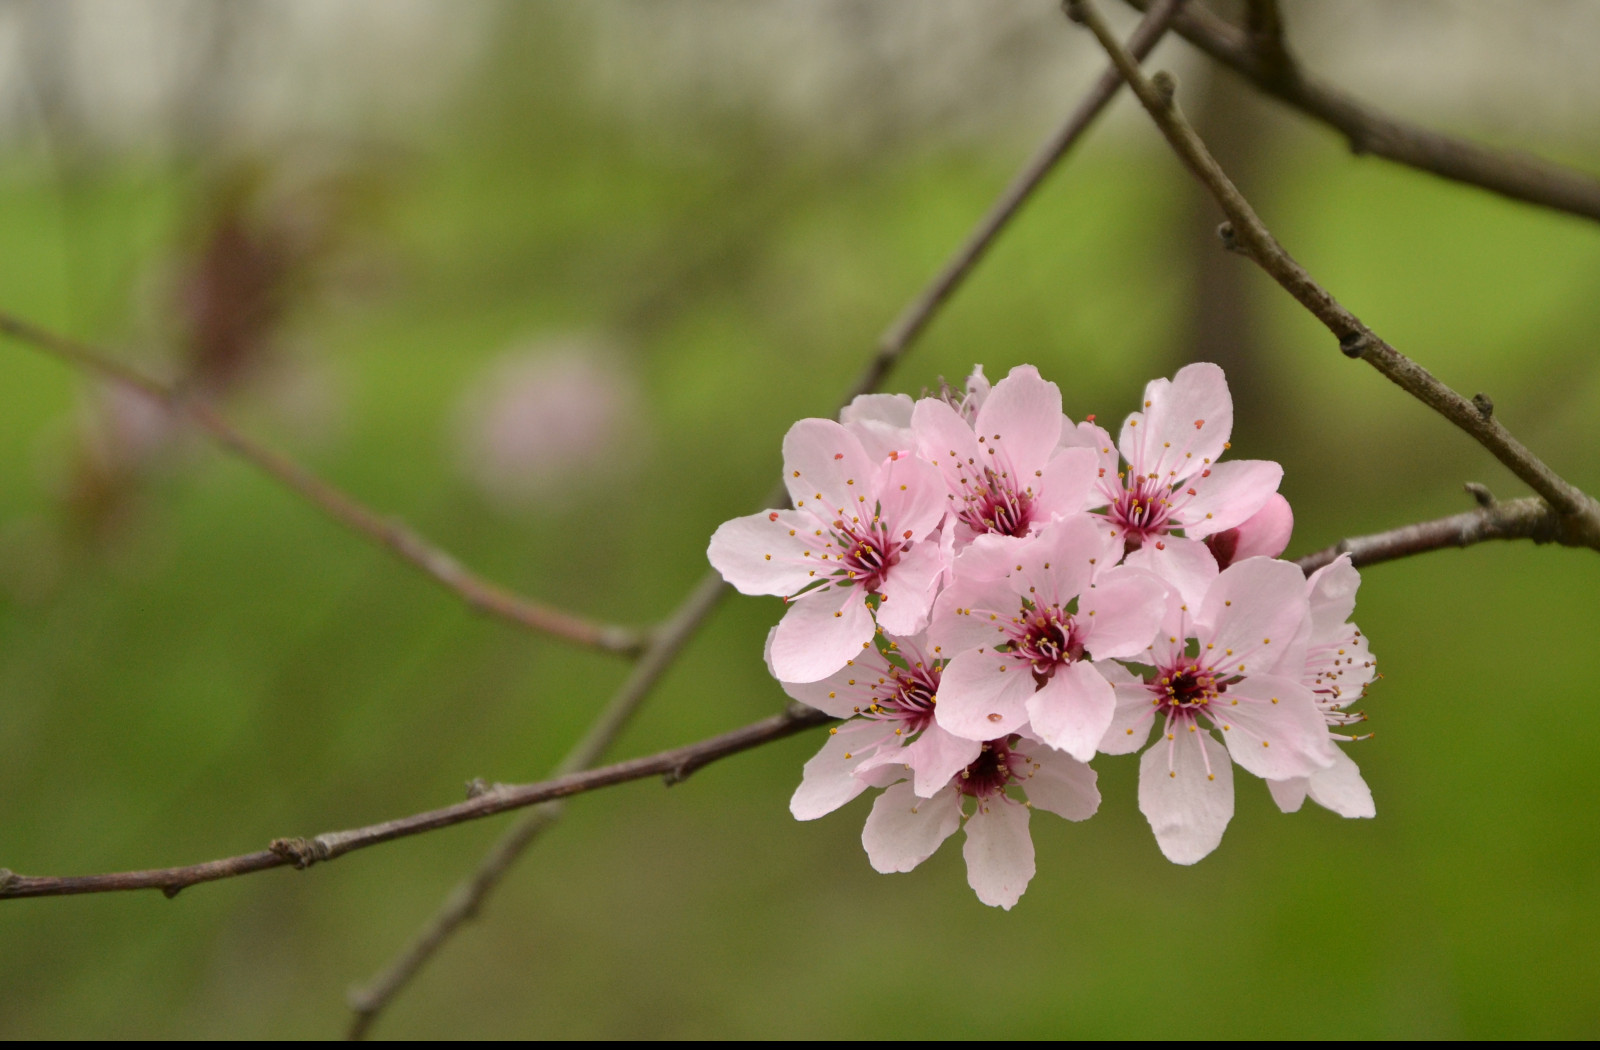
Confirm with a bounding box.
[1,0,1598,1038]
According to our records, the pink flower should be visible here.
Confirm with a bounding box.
[1067,362,1283,551]
[840,392,915,464]
[708,418,946,683]
[927,514,1167,761]
[913,365,1097,547]
[1099,543,1336,864]
[1267,555,1378,818]
[1203,492,1294,569]
[776,632,981,810]
[861,732,1100,910]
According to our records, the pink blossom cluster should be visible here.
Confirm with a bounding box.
[709,364,1378,909]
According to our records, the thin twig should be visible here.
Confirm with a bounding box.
[1122,0,1600,223]
[1293,494,1595,575]
[339,5,1190,1034]
[1068,0,1600,549]
[0,705,834,901]
[343,570,727,1039]
[0,313,649,656]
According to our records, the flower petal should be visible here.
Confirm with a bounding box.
[974,364,1063,481]
[1267,776,1309,814]
[1138,729,1234,865]
[768,584,875,684]
[931,649,1037,740]
[1026,660,1116,762]
[782,418,876,520]
[1307,554,1362,640]
[1176,458,1283,538]
[767,628,885,719]
[707,508,820,596]
[1214,674,1336,780]
[1306,747,1375,818]
[901,725,984,798]
[1121,362,1233,483]
[927,573,1020,658]
[876,539,946,636]
[1021,748,1101,821]
[1096,661,1158,755]
[862,781,962,873]
[962,800,1035,910]
[1029,446,1098,525]
[1198,556,1309,676]
[1078,565,1168,660]
[790,721,886,820]
[1229,492,1294,561]
[912,395,983,487]
[1123,535,1218,610]
[840,393,915,463]
[873,452,946,543]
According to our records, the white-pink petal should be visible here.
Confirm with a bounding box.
[962,800,1035,910]
[790,721,886,820]
[1138,729,1234,865]
[973,364,1063,481]
[1026,660,1116,762]
[876,539,945,637]
[768,585,875,684]
[782,418,876,519]
[1267,776,1309,814]
[706,509,819,596]
[1122,362,1233,483]
[931,650,1036,740]
[900,725,984,798]
[862,781,962,873]
[1077,566,1168,660]
[873,451,947,544]
[1306,748,1375,818]
[1022,748,1101,822]
[1029,446,1099,524]
[1176,458,1283,538]
[1096,662,1158,755]
[1198,556,1310,675]
[1228,492,1294,561]
[840,392,915,463]
[1214,675,1336,780]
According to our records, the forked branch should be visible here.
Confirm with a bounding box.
[0,313,650,656]
[1122,0,1600,223]
[1069,0,1600,553]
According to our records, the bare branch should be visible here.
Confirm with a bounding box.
[340,5,1190,1033]
[343,570,728,1038]
[1122,0,1600,223]
[1068,0,1600,549]
[1293,495,1595,575]
[0,313,649,656]
[0,705,833,901]
[848,0,1186,402]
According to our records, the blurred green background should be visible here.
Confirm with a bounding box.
[1,0,1598,1038]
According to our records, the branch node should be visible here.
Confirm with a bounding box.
[1216,221,1242,253]
[1472,392,1495,419]
[1062,0,1088,25]
[1150,70,1178,108]
[161,883,184,900]
[0,868,14,894]
[269,836,331,870]
[1464,482,1497,508]
[465,777,490,800]
[1338,331,1370,359]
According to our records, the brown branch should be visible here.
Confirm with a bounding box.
[1123,0,1600,223]
[0,313,649,656]
[340,6,1191,1034]
[0,705,833,901]
[850,0,1186,401]
[1293,494,1594,575]
[1068,0,1600,550]
[343,569,728,1039]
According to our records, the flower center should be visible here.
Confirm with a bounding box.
[1152,660,1227,713]
[956,469,1032,537]
[865,663,940,734]
[833,519,904,592]
[1106,474,1175,546]
[1008,605,1083,674]
[956,736,1028,799]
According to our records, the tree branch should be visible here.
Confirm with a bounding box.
[1293,494,1594,575]
[340,4,1189,1034]
[0,704,834,901]
[1122,0,1600,223]
[1068,0,1600,550]
[0,313,649,656]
